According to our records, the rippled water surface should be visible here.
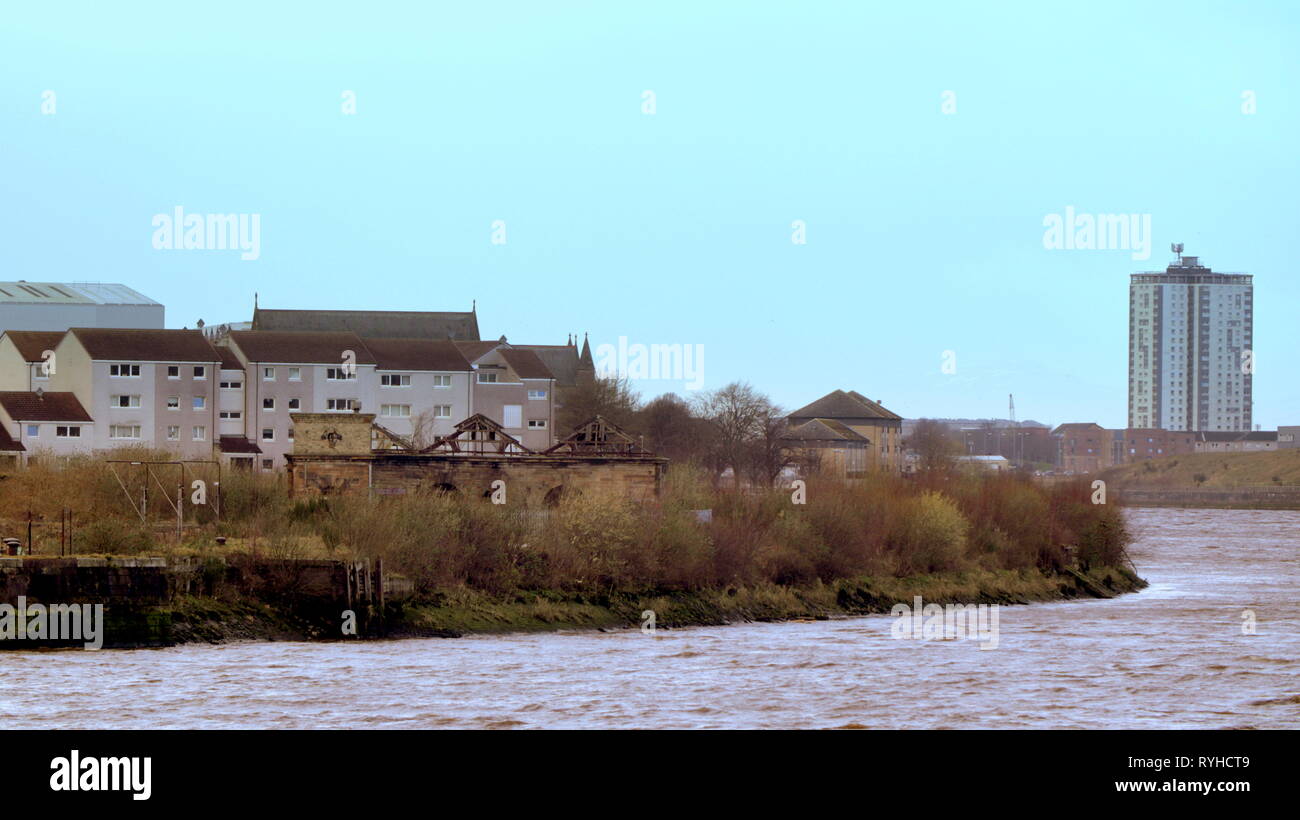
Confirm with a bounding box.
[2,507,1297,728]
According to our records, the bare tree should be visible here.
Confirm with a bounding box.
[408,409,441,450]
[907,418,962,472]
[692,382,779,486]
[638,392,708,462]
[746,403,797,487]
[557,374,640,433]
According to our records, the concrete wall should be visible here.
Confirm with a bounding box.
[0,302,163,333]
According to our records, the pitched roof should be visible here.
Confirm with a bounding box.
[498,348,555,380]
[2,331,65,362]
[218,436,262,454]
[0,424,24,452]
[0,391,93,422]
[454,340,501,362]
[517,344,582,386]
[359,337,472,372]
[253,308,479,341]
[1052,422,1106,435]
[1194,431,1278,443]
[214,346,244,371]
[788,389,901,421]
[0,281,159,306]
[69,328,219,363]
[228,331,378,365]
[782,418,872,443]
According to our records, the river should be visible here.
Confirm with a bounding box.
[2,507,1296,729]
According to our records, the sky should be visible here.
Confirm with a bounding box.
[2,1,1297,428]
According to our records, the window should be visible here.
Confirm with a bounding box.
[263,398,276,411]
[193,366,206,379]
[380,404,411,417]
[528,419,547,429]
[110,363,141,377]
[220,380,243,390]
[326,368,356,381]
[56,426,81,438]
[381,374,411,387]
[192,426,206,441]
[219,411,241,420]
[528,389,547,400]
[287,427,294,441]
[326,398,356,412]
[433,375,452,388]
[167,366,180,379]
[263,367,276,381]
[33,365,49,381]
[288,398,301,410]
[166,425,180,441]
[433,405,451,418]
[193,396,206,410]
[288,367,301,381]
[262,459,274,470]
[26,424,39,437]
[503,405,522,428]
[167,396,180,410]
[262,428,275,441]
[110,425,141,439]
[112,394,141,408]
[477,371,498,383]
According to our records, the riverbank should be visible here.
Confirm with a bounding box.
[1112,486,1300,509]
[1101,450,1300,508]
[388,564,1146,638]
[1,562,1145,648]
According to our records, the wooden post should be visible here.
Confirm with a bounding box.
[177,484,183,541]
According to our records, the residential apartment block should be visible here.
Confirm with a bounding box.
[0,320,574,471]
[0,390,94,467]
[1128,250,1253,432]
[1052,423,1113,473]
[42,328,222,460]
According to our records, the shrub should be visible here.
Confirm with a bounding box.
[893,491,970,574]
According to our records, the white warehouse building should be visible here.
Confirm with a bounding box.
[0,281,163,332]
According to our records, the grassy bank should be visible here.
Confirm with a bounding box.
[1101,449,1300,490]
[2,457,1147,645]
[119,563,1142,646]
[387,564,1145,637]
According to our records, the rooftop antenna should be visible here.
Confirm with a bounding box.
[1171,243,1184,264]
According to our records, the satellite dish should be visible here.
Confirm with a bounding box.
[1171,243,1184,254]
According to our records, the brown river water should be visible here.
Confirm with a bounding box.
[1,507,1296,729]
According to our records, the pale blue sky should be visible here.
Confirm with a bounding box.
[2,1,1296,427]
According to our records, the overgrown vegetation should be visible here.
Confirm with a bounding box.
[1,456,1134,597]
